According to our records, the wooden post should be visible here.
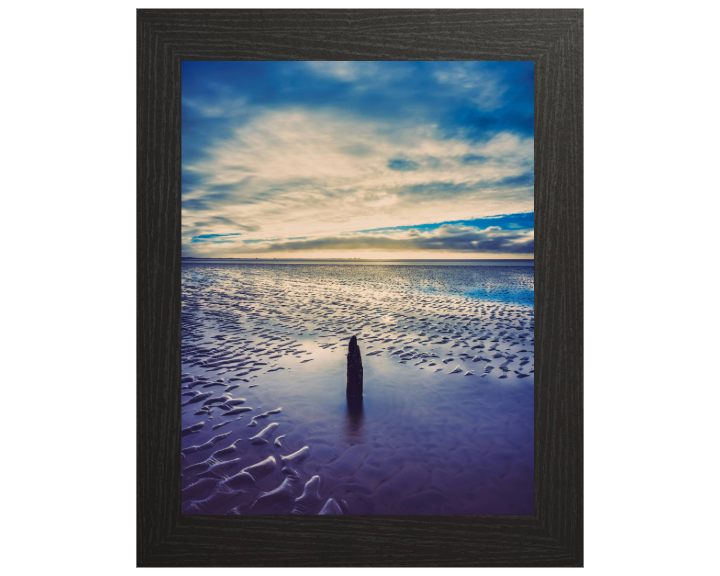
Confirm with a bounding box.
[346,335,363,398]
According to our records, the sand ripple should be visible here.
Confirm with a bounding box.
[181,262,534,514]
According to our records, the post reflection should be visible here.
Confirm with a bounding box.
[345,395,364,437]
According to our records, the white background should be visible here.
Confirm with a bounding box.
[2,1,717,574]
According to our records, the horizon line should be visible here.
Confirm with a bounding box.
[181,256,535,260]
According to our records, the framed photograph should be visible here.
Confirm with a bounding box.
[138,8,583,567]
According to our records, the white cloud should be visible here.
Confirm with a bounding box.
[433,62,506,111]
[304,61,399,84]
[183,223,534,259]
[182,96,248,118]
[182,108,533,251]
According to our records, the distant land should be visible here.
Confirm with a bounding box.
[181,257,534,260]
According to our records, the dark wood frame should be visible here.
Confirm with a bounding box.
[137,9,583,567]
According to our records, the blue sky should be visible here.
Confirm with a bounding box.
[182,61,534,258]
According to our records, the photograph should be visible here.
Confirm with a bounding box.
[180,60,535,515]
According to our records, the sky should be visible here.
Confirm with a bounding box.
[182,61,534,259]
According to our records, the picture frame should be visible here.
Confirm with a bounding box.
[137,8,583,567]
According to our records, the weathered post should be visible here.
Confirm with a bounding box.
[346,335,363,398]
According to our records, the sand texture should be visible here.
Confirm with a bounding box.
[180,262,534,515]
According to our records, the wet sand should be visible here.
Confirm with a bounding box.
[181,262,534,515]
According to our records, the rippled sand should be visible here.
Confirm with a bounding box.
[181,262,534,515]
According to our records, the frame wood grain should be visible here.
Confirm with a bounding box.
[137,8,583,567]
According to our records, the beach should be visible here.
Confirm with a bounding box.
[181,260,534,515]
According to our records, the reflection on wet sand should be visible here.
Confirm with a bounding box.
[345,395,364,438]
[180,262,534,515]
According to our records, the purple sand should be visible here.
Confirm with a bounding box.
[181,261,534,515]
